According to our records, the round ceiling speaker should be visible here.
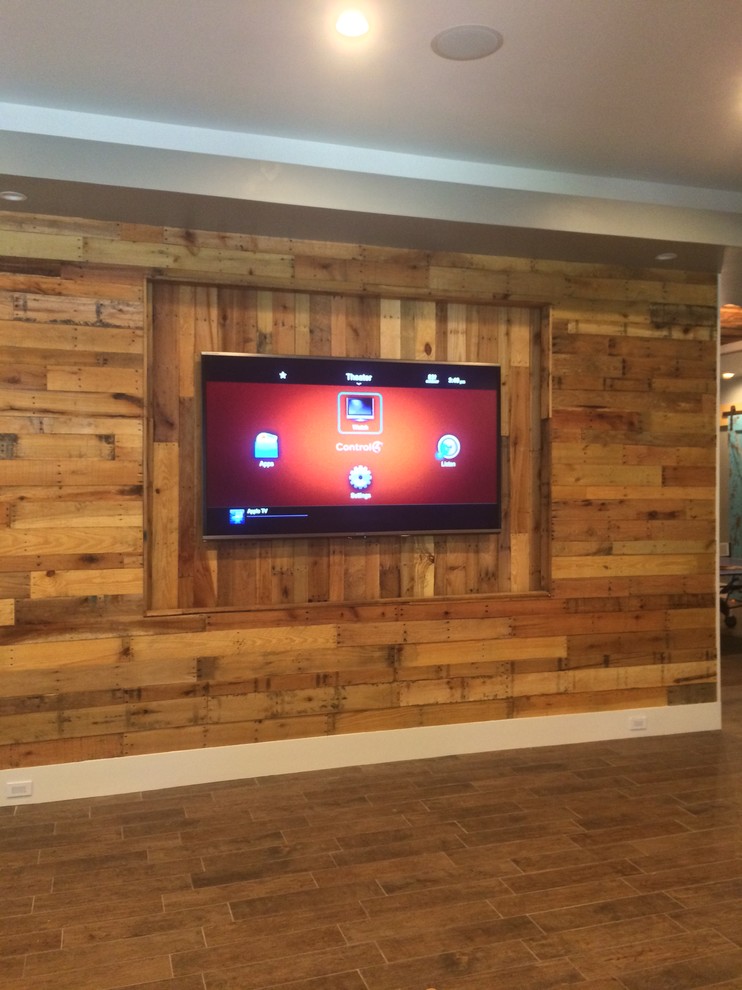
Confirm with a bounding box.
[431,24,504,61]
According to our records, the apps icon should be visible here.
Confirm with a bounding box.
[435,434,461,460]
[229,508,246,525]
[254,431,279,459]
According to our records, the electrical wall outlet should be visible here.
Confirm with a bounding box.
[5,780,33,799]
[629,715,648,732]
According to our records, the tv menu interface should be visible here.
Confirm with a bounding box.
[201,353,501,538]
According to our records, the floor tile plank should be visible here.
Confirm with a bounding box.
[0,652,739,990]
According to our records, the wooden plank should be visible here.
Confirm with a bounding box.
[0,459,141,487]
[0,413,143,437]
[308,293,332,355]
[148,441,179,609]
[3,733,124,768]
[217,285,256,352]
[552,484,714,502]
[399,635,566,668]
[0,320,144,354]
[445,303,468,362]
[552,553,711,580]
[13,291,141,328]
[0,524,142,557]
[151,282,182,442]
[177,285,198,407]
[29,567,143,599]
[293,292,311,354]
[205,644,393,679]
[0,710,65,745]
[0,385,144,419]
[255,289,275,352]
[13,433,117,460]
[399,298,432,360]
[84,237,295,280]
[379,298,401,359]
[192,284,219,367]
[128,623,337,662]
[0,211,121,238]
[399,535,435,599]
[0,230,84,262]
[0,634,128,669]
[0,598,15,626]
[513,686,668,718]
[0,656,197,696]
[338,616,512,647]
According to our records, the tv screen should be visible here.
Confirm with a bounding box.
[201,352,501,539]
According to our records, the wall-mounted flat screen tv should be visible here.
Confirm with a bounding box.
[201,352,502,539]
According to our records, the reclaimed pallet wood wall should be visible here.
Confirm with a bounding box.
[0,210,718,771]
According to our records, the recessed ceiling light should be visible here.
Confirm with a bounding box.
[431,24,504,61]
[655,252,678,262]
[336,9,369,37]
[0,190,27,202]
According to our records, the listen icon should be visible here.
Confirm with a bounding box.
[435,434,461,460]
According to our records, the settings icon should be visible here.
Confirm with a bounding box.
[348,464,372,490]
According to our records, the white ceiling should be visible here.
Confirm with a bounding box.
[2,0,742,293]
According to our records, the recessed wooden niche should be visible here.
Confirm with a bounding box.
[147,283,549,613]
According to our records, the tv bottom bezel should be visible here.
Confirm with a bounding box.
[203,503,501,539]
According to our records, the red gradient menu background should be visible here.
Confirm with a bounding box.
[204,381,498,508]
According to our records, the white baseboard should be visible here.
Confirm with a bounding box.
[1,702,721,805]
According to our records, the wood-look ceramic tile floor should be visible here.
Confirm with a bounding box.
[1,659,741,990]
